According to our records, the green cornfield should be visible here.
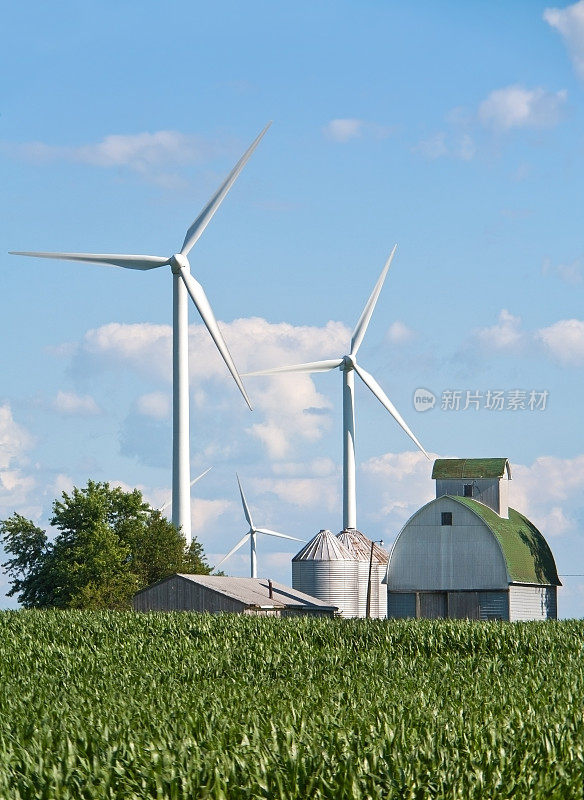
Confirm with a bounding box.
[0,612,583,799]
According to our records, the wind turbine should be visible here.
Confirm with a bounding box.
[245,246,430,532]
[10,123,271,545]
[158,467,212,514]
[216,475,303,578]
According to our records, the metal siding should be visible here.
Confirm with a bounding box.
[387,592,416,618]
[478,591,509,620]
[435,478,506,515]
[386,497,509,591]
[509,585,557,621]
[292,560,360,618]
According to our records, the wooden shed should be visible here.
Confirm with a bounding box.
[133,574,338,617]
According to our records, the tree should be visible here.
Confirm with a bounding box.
[0,481,212,609]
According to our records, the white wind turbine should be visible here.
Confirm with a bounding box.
[216,475,303,578]
[11,124,270,545]
[157,467,212,514]
[245,246,430,532]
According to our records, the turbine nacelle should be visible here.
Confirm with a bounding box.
[342,354,356,371]
[170,253,190,274]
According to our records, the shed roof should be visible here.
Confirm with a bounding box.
[337,529,389,563]
[432,458,511,480]
[140,575,338,610]
[450,497,560,586]
[292,529,355,562]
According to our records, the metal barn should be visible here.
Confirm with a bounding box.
[385,458,561,621]
[133,574,337,617]
[292,529,360,617]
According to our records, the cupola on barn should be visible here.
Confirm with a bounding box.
[385,458,560,621]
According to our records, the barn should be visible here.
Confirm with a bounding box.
[385,458,561,621]
[133,574,338,617]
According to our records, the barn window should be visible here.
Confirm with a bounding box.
[464,484,473,497]
[441,512,453,526]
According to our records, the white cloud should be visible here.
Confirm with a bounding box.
[386,321,415,344]
[0,405,35,514]
[512,455,584,536]
[543,255,584,285]
[53,391,101,416]
[191,497,232,535]
[252,476,339,512]
[544,1,584,79]
[478,85,566,130]
[537,319,584,365]
[79,317,349,459]
[136,392,171,420]
[10,131,220,173]
[413,132,476,161]
[323,118,391,143]
[475,309,525,352]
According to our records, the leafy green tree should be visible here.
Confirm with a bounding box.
[0,480,212,609]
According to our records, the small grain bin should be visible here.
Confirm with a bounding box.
[337,528,389,618]
[292,529,359,617]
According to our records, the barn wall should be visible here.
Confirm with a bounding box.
[509,585,557,621]
[387,497,509,592]
[133,576,246,613]
[387,590,509,620]
[435,478,508,516]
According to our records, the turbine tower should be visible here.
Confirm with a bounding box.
[245,246,429,531]
[216,475,303,578]
[11,124,270,545]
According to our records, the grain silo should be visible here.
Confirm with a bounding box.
[385,458,561,621]
[292,529,360,617]
[337,529,389,618]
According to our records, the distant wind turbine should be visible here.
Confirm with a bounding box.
[11,123,271,544]
[245,245,430,532]
[158,467,212,514]
[216,475,303,578]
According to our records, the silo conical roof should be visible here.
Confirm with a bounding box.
[292,529,356,562]
[337,528,389,564]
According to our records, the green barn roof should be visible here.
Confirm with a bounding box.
[451,496,560,586]
[432,458,511,480]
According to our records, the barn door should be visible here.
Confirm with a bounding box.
[418,592,447,619]
[447,592,479,620]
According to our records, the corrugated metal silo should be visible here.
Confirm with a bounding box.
[292,529,360,617]
[337,529,389,618]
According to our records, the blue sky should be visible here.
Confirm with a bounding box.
[2,0,584,615]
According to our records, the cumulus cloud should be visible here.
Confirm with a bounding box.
[537,319,584,365]
[475,309,525,352]
[386,321,415,345]
[136,392,171,420]
[53,391,101,416]
[78,317,349,460]
[512,455,584,536]
[191,497,232,535]
[544,1,584,79]
[323,118,391,143]
[9,131,221,174]
[0,405,35,514]
[543,255,584,285]
[252,476,339,512]
[413,132,476,161]
[478,85,566,130]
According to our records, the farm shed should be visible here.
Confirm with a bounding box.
[385,458,561,621]
[133,574,337,617]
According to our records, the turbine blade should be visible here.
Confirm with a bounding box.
[215,533,251,570]
[236,473,253,529]
[180,122,271,257]
[254,527,304,542]
[354,363,430,458]
[9,251,168,271]
[244,359,343,377]
[350,245,397,356]
[157,467,212,513]
[180,270,252,410]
